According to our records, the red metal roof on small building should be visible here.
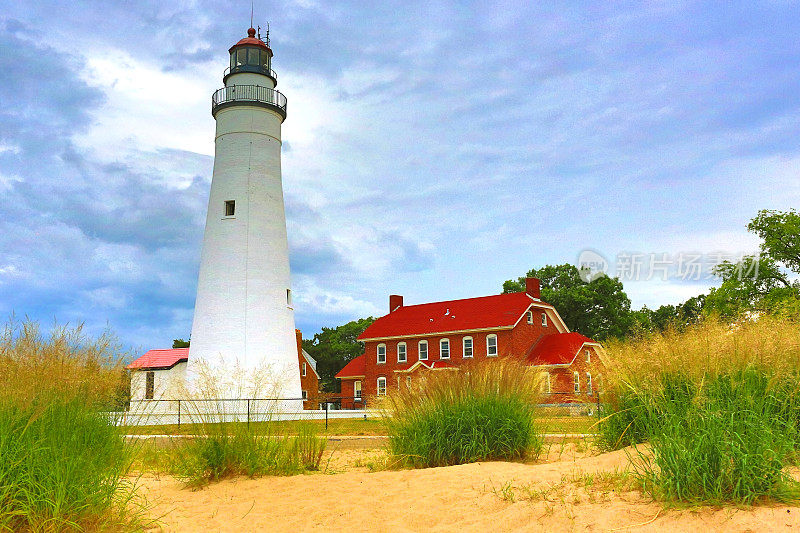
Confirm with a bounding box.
[527,333,596,366]
[126,348,189,370]
[335,354,366,378]
[358,292,546,340]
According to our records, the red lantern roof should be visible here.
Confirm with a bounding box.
[229,27,269,52]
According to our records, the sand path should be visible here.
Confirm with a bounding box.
[138,446,800,532]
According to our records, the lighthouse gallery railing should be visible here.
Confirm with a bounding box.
[211,85,287,116]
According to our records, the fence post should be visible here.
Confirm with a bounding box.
[247,399,251,428]
[325,401,329,432]
[363,397,367,420]
[177,399,181,428]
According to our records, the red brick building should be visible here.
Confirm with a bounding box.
[336,278,605,406]
[295,329,320,409]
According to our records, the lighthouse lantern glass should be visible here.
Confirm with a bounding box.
[229,46,271,76]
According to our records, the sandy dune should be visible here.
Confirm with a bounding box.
[138,443,800,532]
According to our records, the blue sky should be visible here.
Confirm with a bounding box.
[0,1,798,356]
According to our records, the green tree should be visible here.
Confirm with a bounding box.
[502,264,633,341]
[705,209,800,317]
[172,338,190,348]
[302,317,375,393]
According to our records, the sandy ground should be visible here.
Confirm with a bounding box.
[137,440,800,532]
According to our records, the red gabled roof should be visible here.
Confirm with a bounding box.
[358,292,547,340]
[527,333,596,366]
[335,354,366,379]
[126,348,189,370]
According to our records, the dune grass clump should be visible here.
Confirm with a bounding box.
[386,359,543,468]
[0,318,140,531]
[169,417,327,487]
[599,315,800,505]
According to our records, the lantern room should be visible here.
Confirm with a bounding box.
[224,27,276,85]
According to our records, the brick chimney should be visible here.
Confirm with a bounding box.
[525,278,541,299]
[389,294,404,313]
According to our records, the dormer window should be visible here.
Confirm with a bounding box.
[526,310,533,324]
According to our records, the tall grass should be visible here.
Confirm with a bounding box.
[168,407,327,488]
[599,315,800,504]
[0,318,140,531]
[386,359,543,467]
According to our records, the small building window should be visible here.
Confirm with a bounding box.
[145,371,155,400]
[585,349,591,363]
[377,377,387,396]
[302,361,307,377]
[586,372,593,395]
[302,390,308,400]
[526,310,533,324]
[573,371,580,393]
[440,339,450,359]
[287,289,293,306]
[354,380,362,400]
[397,342,407,363]
[418,340,428,361]
[486,334,498,357]
[224,200,235,217]
[463,336,473,358]
[377,344,386,364]
[541,313,548,327]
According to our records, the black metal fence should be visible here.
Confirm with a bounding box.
[118,396,368,430]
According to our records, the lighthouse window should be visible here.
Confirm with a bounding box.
[224,200,235,217]
[247,47,260,66]
[236,48,247,67]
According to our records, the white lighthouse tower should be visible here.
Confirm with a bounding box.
[188,27,301,400]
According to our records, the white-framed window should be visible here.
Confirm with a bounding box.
[418,340,428,361]
[541,313,548,327]
[526,310,533,324]
[302,361,307,377]
[397,342,407,363]
[377,377,387,396]
[573,371,580,393]
[145,371,155,400]
[377,344,386,364]
[354,380,362,400]
[585,349,591,363]
[406,376,412,387]
[463,336,473,358]
[486,334,498,357]
[287,289,293,307]
[440,338,450,359]
[302,390,308,400]
[224,200,235,217]
[586,372,593,395]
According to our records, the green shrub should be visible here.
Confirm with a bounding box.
[386,360,543,467]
